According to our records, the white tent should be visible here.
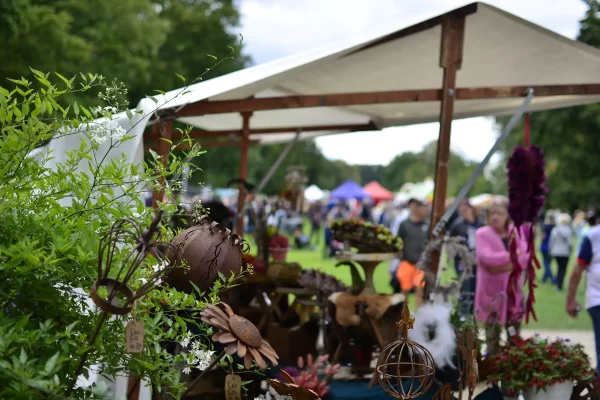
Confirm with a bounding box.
[145,2,600,146]
[394,179,435,205]
[304,184,325,201]
[470,193,494,208]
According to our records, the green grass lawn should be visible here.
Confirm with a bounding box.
[284,243,591,331]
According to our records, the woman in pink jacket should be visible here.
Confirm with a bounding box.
[474,196,529,356]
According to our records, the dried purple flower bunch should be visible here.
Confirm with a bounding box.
[506,144,548,323]
[297,269,348,297]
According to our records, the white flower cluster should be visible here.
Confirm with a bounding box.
[95,105,118,114]
[138,261,169,287]
[90,119,127,145]
[180,331,215,374]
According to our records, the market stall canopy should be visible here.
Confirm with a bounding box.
[469,193,494,208]
[304,184,326,202]
[363,181,394,202]
[331,180,370,200]
[394,179,435,205]
[147,2,600,147]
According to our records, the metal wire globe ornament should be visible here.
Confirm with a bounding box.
[376,302,436,399]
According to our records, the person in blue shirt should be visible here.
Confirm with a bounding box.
[540,211,556,284]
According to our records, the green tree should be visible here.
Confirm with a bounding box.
[0,71,252,398]
[495,0,600,210]
[0,0,249,107]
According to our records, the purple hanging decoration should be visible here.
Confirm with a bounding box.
[506,115,548,323]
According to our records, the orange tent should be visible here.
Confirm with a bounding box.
[363,181,394,204]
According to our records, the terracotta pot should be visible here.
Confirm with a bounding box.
[523,382,573,400]
[269,247,288,262]
[165,216,243,293]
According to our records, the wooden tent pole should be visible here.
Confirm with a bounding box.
[428,14,466,289]
[236,112,253,235]
[152,118,173,210]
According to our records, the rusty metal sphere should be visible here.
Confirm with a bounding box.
[165,216,243,293]
[376,338,436,399]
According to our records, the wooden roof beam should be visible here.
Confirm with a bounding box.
[143,140,259,152]
[144,122,379,140]
[174,84,600,117]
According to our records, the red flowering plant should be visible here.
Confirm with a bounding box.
[330,218,403,253]
[267,226,289,249]
[274,354,341,397]
[487,335,593,395]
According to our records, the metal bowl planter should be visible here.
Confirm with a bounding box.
[331,219,403,254]
[165,216,244,293]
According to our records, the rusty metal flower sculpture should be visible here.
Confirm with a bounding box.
[201,303,279,370]
[67,210,175,396]
[185,303,279,396]
[91,210,176,314]
[376,303,436,400]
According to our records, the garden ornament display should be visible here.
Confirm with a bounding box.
[227,177,270,266]
[297,269,348,297]
[165,215,246,293]
[506,114,548,322]
[408,302,456,369]
[68,211,175,397]
[418,235,474,293]
[328,292,405,326]
[456,328,478,400]
[331,218,403,254]
[433,384,453,400]
[282,166,307,210]
[376,303,436,399]
[275,354,340,398]
[185,302,279,395]
[268,369,321,400]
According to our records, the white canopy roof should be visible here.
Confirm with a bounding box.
[149,2,600,146]
[304,184,325,202]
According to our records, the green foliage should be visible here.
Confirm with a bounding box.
[0,71,247,398]
[0,0,250,108]
[495,0,600,210]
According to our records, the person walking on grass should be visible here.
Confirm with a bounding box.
[395,199,429,307]
[540,210,557,284]
[566,212,600,372]
[550,213,574,291]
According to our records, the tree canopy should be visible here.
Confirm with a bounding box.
[0,0,249,107]
[496,0,600,210]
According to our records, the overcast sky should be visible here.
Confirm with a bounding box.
[238,0,587,165]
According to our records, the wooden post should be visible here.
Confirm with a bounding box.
[126,375,141,400]
[236,112,252,235]
[151,119,174,210]
[429,15,466,275]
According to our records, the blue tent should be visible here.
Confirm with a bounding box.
[330,180,370,200]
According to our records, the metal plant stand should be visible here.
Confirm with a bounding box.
[336,252,398,296]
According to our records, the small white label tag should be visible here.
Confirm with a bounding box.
[507,326,516,337]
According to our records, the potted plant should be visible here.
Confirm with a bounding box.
[268,226,290,262]
[487,336,594,399]
[269,354,340,398]
[330,218,403,254]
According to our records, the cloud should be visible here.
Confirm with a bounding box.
[238,0,587,164]
[315,117,501,165]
